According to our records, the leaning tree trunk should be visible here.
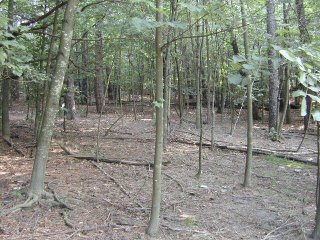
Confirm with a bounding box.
[146,0,163,235]
[267,0,279,134]
[29,0,78,197]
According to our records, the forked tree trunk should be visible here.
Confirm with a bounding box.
[146,0,163,235]
[29,0,78,197]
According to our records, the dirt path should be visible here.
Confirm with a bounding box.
[0,107,318,239]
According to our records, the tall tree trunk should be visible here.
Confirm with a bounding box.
[94,26,105,114]
[66,77,76,120]
[81,32,89,105]
[1,0,14,141]
[29,0,78,197]
[36,3,60,140]
[146,0,163,235]
[240,0,253,188]
[267,0,279,133]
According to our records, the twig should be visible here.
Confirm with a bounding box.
[91,161,146,210]
[104,115,125,136]
[163,172,184,192]
[3,138,25,156]
[261,217,295,240]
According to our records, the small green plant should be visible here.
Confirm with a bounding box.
[11,187,22,199]
[265,154,309,168]
[268,127,278,141]
[184,216,196,227]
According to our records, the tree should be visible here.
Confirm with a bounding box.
[1,0,14,141]
[146,0,163,235]
[94,23,105,114]
[24,0,78,206]
[267,0,279,134]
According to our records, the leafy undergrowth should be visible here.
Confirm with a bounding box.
[0,105,318,239]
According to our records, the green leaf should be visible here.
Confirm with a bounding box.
[272,45,282,51]
[312,109,320,122]
[301,97,307,116]
[279,49,296,62]
[292,90,306,97]
[308,94,320,103]
[242,63,255,70]
[131,17,161,32]
[296,57,305,71]
[298,72,306,86]
[232,55,246,63]
[153,99,164,108]
[167,21,187,29]
[180,3,203,13]
[228,74,242,85]
[309,86,320,92]
[0,49,7,64]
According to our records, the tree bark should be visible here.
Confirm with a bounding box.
[240,0,253,188]
[94,25,105,114]
[1,0,14,141]
[146,0,163,235]
[66,77,76,120]
[267,0,279,133]
[29,0,78,197]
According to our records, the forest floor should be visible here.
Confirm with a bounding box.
[0,102,319,239]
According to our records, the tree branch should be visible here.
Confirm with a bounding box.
[21,1,67,26]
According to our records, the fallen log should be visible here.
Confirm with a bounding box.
[173,139,317,166]
[70,154,171,167]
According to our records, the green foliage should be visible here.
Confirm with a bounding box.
[228,54,267,87]
[184,216,196,227]
[268,127,278,141]
[265,155,309,168]
[153,98,164,108]
[279,44,320,120]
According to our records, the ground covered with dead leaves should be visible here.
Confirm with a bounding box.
[0,104,318,239]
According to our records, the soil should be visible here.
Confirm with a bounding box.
[0,103,318,240]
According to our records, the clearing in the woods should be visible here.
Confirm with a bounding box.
[0,103,318,240]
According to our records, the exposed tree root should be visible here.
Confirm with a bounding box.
[1,187,72,216]
[61,210,75,228]
[1,193,39,215]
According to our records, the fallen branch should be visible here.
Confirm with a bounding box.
[163,172,184,192]
[91,161,146,210]
[3,138,25,156]
[173,139,317,166]
[70,154,171,167]
[5,222,139,239]
[104,115,125,136]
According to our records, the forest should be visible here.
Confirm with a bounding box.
[0,0,320,239]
